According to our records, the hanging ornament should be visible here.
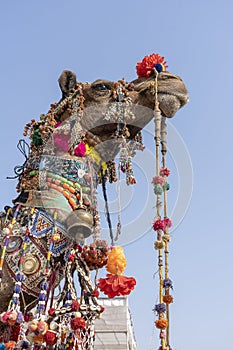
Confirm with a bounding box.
[119,146,128,173]
[137,53,174,350]
[81,240,109,270]
[97,246,136,298]
[43,331,58,346]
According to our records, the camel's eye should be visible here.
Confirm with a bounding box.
[92,83,111,91]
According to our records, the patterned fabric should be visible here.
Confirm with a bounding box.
[5,209,70,297]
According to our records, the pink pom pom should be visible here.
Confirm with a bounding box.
[1,312,9,323]
[74,142,86,157]
[160,168,170,177]
[160,331,166,339]
[54,121,62,128]
[153,219,166,231]
[164,218,172,228]
[152,176,166,186]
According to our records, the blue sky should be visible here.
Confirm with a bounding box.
[1,1,233,349]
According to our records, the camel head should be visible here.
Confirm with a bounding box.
[81,71,188,118]
[57,56,188,162]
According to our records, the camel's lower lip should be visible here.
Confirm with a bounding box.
[159,90,189,106]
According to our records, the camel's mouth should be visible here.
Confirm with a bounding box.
[158,89,189,106]
[157,72,189,108]
[132,71,189,117]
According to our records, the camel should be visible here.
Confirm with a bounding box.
[0,56,188,345]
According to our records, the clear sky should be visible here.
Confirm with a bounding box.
[0,1,233,349]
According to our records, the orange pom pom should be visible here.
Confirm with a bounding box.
[5,342,16,350]
[163,294,174,304]
[98,274,136,298]
[33,334,44,345]
[155,318,168,329]
[106,246,127,275]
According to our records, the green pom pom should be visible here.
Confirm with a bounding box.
[29,170,38,176]
[163,182,170,191]
[154,184,163,195]
[32,129,43,146]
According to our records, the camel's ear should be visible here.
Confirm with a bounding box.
[58,70,76,99]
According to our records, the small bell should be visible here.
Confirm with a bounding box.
[65,205,94,243]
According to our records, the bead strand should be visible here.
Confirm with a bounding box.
[10,209,34,310]
[37,281,48,314]
[10,272,24,309]
[45,210,58,276]
[47,171,81,191]
[0,205,21,283]
[18,208,35,274]
[29,169,91,195]
[37,210,59,315]
[46,176,90,210]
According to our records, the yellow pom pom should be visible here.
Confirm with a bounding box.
[162,234,171,243]
[106,246,127,275]
[154,240,165,250]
